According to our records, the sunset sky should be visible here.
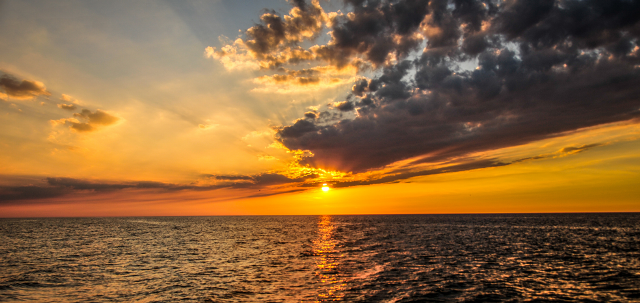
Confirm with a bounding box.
[1,0,639,217]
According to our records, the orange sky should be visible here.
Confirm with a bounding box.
[1,0,639,216]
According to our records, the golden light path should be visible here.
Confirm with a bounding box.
[313,215,346,301]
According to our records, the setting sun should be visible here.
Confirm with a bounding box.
[0,0,639,302]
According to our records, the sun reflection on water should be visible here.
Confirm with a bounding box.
[313,215,346,302]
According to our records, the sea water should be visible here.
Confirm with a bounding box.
[1,214,639,302]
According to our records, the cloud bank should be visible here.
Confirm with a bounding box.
[0,173,315,203]
[6,0,639,204]
[269,0,640,172]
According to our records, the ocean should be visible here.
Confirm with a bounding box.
[1,214,639,302]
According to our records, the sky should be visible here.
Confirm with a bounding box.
[0,0,639,217]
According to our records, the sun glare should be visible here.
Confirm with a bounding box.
[322,184,330,192]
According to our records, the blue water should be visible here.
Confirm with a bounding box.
[1,214,639,302]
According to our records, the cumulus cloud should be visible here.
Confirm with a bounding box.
[206,0,368,93]
[273,0,640,173]
[205,0,328,69]
[0,74,51,100]
[332,100,355,111]
[278,118,317,138]
[236,0,326,60]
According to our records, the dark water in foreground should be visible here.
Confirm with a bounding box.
[1,214,639,302]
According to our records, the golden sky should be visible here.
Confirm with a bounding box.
[1,0,639,216]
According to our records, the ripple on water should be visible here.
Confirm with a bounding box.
[0,214,639,302]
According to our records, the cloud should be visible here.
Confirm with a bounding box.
[0,172,320,202]
[205,172,313,187]
[0,139,614,203]
[208,174,254,181]
[52,109,120,133]
[332,101,354,111]
[254,74,321,87]
[198,123,218,130]
[272,0,640,173]
[57,104,77,110]
[511,143,605,164]
[209,0,428,71]
[0,177,224,202]
[0,185,70,202]
[322,159,509,188]
[258,155,278,161]
[279,118,317,138]
[60,94,83,105]
[0,74,51,100]
[241,0,327,59]
[251,74,354,93]
[73,109,119,125]
[206,0,328,70]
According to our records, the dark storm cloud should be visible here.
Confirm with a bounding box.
[277,0,640,173]
[321,0,431,67]
[495,0,640,50]
[0,74,51,99]
[279,118,317,138]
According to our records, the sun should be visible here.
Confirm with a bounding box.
[322,183,330,192]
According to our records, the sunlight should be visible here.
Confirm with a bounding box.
[322,183,330,192]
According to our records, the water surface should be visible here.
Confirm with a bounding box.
[1,214,639,302]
